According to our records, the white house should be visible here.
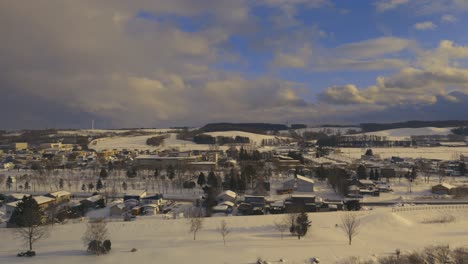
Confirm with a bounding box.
[216,190,237,204]
[282,175,315,192]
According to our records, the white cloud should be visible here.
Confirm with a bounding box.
[441,14,457,23]
[413,21,436,30]
[375,0,410,12]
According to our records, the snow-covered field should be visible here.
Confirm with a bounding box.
[354,127,457,140]
[203,131,291,145]
[336,147,468,160]
[1,207,468,263]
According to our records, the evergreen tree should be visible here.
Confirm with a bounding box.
[197,172,206,186]
[238,172,247,193]
[374,170,380,181]
[8,196,47,251]
[107,161,114,171]
[167,165,175,181]
[459,162,467,176]
[24,181,30,190]
[96,179,103,191]
[122,181,127,191]
[6,176,13,190]
[153,169,159,179]
[81,184,87,192]
[365,149,374,156]
[99,168,108,179]
[88,183,94,192]
[357,165,367,179]
[207,170,218,187]
[369,170,375,181]
[126,167,137,178]
[59,178,64,189]
[229,172,239,192]
[291,211,311,240]
[242,164,257,189]
[410,166,417,180]
[9,196,42,227]
[316,165,327,181]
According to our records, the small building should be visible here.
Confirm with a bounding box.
[110,203,126,216]
[216,190,237,204]
[80,195,105,210]
[282,175,315,192]
[46,191,71,204]
[348,185,360,195]
[357,179,375,189]
[141,194,163,205]
[5,195,55,215]
[141,204,159,215]
[285,194,317,213]
[124,190,147,201]
[432,183,455,195]
[4,193,31,203]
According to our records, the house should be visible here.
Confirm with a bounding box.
[432,183,456,195]
[110,203,126,216]
[282,175,315,192]
[357,179,375,189]
[124,190,147,201]
[46,191,71,204]
[4,193,31,203]
[348,185,360,195]
[243,195,266,214]
[5,195,55,215]
[216,190,237,204]
[80,194,105,210]
[285,194,318,212]
[141,194,163,205]
[141,204,159,215]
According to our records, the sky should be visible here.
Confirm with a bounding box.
[2,0,468,130]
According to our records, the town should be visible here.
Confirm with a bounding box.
[2,123,468,263]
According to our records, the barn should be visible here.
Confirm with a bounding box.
[282,175,315,192]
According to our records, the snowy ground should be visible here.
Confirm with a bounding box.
[203,131,291,145]
[2,207,468,263]
[353,127,457,140]
[89,133,231,152]
[336,147,468,160]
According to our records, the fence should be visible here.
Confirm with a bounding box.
[392,204,468,213]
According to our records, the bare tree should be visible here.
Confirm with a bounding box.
[340,213,361,245]
[15,225,49,252]
[82,218,109,255]
[274,216,289,239]
[217,219,230,246]
[189,217,204,240]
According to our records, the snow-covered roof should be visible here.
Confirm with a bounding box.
[283,175,315,184]
[8,193,31,200]
[217,190,237,199]
[48,191,71,198]
[34,195,56,205]
[112,203,126,210]
[359,180,375,185]
[219,201,235,207]
[125,190,147,197]
[85,194,103,202]
[434,183,456,189]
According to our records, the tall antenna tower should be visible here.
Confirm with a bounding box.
[91,119,95,130]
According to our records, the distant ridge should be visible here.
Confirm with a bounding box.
[200,123,289,133]
[360,120,468,132]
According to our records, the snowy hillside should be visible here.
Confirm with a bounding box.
[203,131,291,145]
[356,127,457,140]
[1,207,468,263]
